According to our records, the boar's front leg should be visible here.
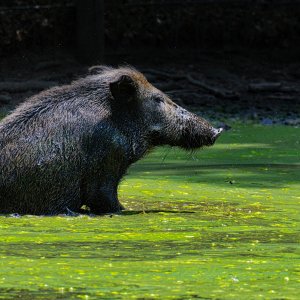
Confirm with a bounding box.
[82,178,123,214]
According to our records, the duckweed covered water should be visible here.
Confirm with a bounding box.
[0,124,299,299]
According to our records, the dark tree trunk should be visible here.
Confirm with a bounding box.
[76,0,105,63]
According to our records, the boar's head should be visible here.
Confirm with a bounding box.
[108,67,223,150]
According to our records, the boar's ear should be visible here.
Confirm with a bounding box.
[109,75,137,102]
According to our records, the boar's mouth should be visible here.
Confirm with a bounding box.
[179,127,223,150]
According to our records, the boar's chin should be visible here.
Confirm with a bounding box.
[178,134,216,150]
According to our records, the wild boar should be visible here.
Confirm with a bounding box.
[0,66,223,215]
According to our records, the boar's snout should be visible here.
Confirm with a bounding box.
[212,127,224,141]
[202,126,223,147]
[176,122,223,150]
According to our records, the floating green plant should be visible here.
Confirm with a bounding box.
[0,124,299,299]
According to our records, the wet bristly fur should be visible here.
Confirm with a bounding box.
[0,66,219,215]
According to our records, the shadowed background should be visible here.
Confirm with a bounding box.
[0,0,300,125]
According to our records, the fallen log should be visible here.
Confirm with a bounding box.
[248,82,282,93]
[248,82,299,93]
[267,95,297,101]
[186,74,239,99]
[142,69,239,99]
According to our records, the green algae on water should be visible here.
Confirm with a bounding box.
[0,124,299,299]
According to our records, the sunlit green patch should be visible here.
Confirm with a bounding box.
[0,124,299,299]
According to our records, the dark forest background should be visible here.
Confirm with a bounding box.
[1,0,300,57]
[0,0,299,124]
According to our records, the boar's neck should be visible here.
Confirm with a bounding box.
[113,118,151,164]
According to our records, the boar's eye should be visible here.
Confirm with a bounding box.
[154,97,164,104]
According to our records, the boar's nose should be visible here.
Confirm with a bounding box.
[212,127,224,140]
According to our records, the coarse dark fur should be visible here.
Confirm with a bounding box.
[0,66,222,215]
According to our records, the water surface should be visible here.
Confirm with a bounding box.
[0,124,299,299]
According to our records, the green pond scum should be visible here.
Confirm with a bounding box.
[0,124,299,299]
